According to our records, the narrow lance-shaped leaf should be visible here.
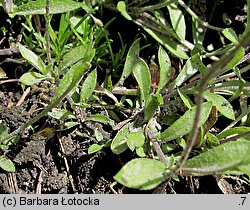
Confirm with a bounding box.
[58,43,95,72]
[85,114,114,126]
[114,158,167,190]
[140,27,188,59]
[18,43,46,74]
[183,141,250,175]
[222,28,239,45]
[133,58,151,103]
[172,56,198,88]
[25,62,92,130]
[156,46,172,94]
[80,69,97,102]
[115,38,140,86]
[191,53,208,77]
[203,91,235,120]
[217,126,250,140]
[167,3,186,40]
[19,72,50,86]
[144,95,159,123]
[222,47,245,72]
[161,102,213,142]
[111,123,130,154]
[13,0,84,15]
[51,62,91,104]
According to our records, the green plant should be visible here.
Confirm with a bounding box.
[0,0,96,171]
[1,0,250,193]
[103,0,250,190]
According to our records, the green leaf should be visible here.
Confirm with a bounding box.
[114,158,167,190]
[63,121,79,129]
[127,130,145,151]
[85,114,114,126]
[192,17,204,45]
[0,123,8,139]
[167,3,186,40]
[80,69,97,102]
[177,88,194,109]
[136,147,147,157]
[18,43,46,74]
[88,144,104,154]
[203,91,235,120]
[161,102,213,142]
[59,43,95,72]
[0,155,15,172]
[156,46,172,94]
[172,56,198,87]
[70,16,86,35]
[191,53,208,77]
[117,1,132,21]
[144,95,159,122]
[206,132,220,147]
[115,38,140,86]
[183,141,250,175]
[133,58,151,103]
[13,0,83,15]
[217,126,250,140]
[238,163,250,176]
[51,62,91,104]
[111,123,130,154]
[50,44,94,104]
[19,72,50,86]
[222,47,245,72]
[222,28,239,45]
[48,108,76,120]
[141,27,188,59]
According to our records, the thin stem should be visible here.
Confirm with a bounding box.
[45,0,51,64]
[222,106,250,131]
[135,0,177,13]
[146,120,169,166]
[220,131,250,144]
[134,12,194,50]
[178,0,224,31]
[167,29,250,179]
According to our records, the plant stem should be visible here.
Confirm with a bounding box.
[45,0,51,64]
[220,131,250,144]
[177,0,224,31]
[146,120,169,166]
[167,29,250,179]
[135,0,177,13]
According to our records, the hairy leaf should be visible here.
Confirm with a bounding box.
[111,123,130,154]
[18,43,46,74]
[217,126,250,140]
[127,130,145,151]
[0,155,15,172]
[203,91,235,120]
[80,69,97,102]
[19,72,50,86]
[133,58,151,103]
[157,46,172,94]
[115,38,140,86]
[167,3,186,40]
[114,158,166,190]
[59,43,95,72]
[183,141,250,175]
[172,56,198,87]
[161,102,212,142]
[13,0,83,15]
